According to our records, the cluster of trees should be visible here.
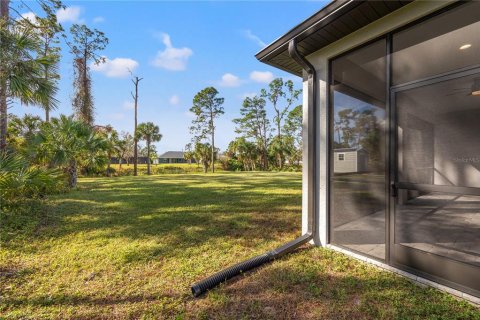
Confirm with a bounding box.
[5,114,160,188]
[2,0,305,210]
[0,0,109,149]
[186,78,303,173]
[0,0,163,209]
[229,78,302,171]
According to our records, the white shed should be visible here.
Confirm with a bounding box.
[333,148,368,173]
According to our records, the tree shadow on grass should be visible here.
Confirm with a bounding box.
[4,173,302,261]
[2,246,478,319]
[2,292,178,307]
[187,248,480,320]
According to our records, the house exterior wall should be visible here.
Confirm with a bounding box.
[159,158,189,164]
[300,0,455,246]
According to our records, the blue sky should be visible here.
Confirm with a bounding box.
[12,0,328,153]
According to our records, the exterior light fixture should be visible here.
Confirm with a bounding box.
[472,78,480,96]
[459,44,472,50]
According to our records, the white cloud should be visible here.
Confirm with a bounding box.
[219,73,242,87]
[18,12,37,23]
[56,6,82,23]
[243,30,266,48]
[91,57,139,78]
[152,33,193,71]
[169,95,180,105]
[123,101,135,110]
[250,71,274,83]
[93,16,105,23]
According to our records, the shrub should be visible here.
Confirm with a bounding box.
[152,165,204,174]
[116,166,134,176]
[284,164,302,172]
[0,152,65,208]
[82,164,107,176]
[219,158,243,171]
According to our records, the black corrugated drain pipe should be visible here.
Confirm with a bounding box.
[191,38,317,297]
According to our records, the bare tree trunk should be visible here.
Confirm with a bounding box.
[44,39,50,122]
[0,1,8,23]
[203,161,208,174]
[262,122,268,171]
[276,110,284,170]
[0,80,7,151]
[209,109,215,173]
[107,158,111,177]
[264,149,268,171]
[211,128,215,173]
[146,139,151,175]
[82,50,91,125]
[133,82,138,176]
[68,159,78,188]
[0,0,9,151]
[132,76,142,176]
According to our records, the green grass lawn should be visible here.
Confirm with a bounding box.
[1,173,479,319]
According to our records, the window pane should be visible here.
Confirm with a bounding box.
[397,74,480,188]
[393,2,480,85]
[330,39,386,260]
[395,73,480,267]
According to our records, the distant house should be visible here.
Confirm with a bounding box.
[333,148,368,173]
[110,157,149,165]
[158,151,191,164]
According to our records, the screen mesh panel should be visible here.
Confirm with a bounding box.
[330,39,387,261]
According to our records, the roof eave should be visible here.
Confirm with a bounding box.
[255,0,412,75]
[255,0,355,63]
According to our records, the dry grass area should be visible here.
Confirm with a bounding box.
[1,173,479,319]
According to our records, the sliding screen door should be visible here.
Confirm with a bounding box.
[391,1,480,295]
[330,39,387,261]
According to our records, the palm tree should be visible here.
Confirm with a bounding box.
[8,114,42,141]
[194,142,213,173]
[135,122,162,175]
[34,16,62,122]
[230,137,258,171]
[101,125,119,176]
[114,137,127,169]
[0,7,59,150]
[120,132,134,166]
[38,115,107,188]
